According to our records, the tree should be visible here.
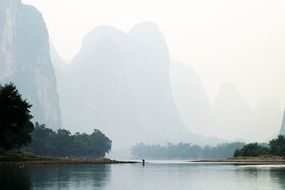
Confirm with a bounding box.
[131,142,245,160]
[89,129,112,158]
[52,129,73,157]
[269,135,285,157]
[0,83,34,151]
[28,125,112,158]
[28,122,54,155]
[234,143,270,157]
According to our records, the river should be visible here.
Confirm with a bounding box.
[1,161,285,190]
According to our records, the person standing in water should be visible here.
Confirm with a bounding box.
[142,159,145,166]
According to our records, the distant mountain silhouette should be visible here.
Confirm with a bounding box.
[213,84,256,140]
[212,84,282,141]
[0,0,61,129]
[256,97,282,140]
[49,42,67,76]
[56,22,214,147]
[170,61,213,135]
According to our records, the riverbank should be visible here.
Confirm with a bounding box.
[0,152,137,165]
[194,156,285,165]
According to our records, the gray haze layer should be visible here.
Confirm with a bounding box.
[169,61,213,135]
[1,0,281,147]
[213,84,256,140]
[280,111,285,136]
[55,23,215,148]
[212,84,282,141]
[0,0,61,129]
[53,23,282,146]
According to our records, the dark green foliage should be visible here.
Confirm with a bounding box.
[234,143,270,157]
[234,135,285,158]
[131,142,245,160]
[0,83,34,151]
[89,129,112,158]
[29,122,55,155]
[269,135,285,157]
[28,125,112,158]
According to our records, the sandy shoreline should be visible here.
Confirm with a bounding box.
[0,156,138,165]
[0,160,138,165]
[193,157,285,165]
[2,154,285,166]
[0,152,139,165]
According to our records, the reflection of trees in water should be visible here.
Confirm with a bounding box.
[31,165,111,189]
[235,167,259,179]
[269,168,285,189]
[237,166,285,189]
[0,166,32,190]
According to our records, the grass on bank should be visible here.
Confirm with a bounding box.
[0,151,47,162]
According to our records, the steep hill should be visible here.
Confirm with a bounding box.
[0,0,61,129]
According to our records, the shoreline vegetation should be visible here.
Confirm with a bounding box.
[1,84,285,166]
[1,152,285,166]
[131,142,246,160]
[0,152,137,165]
[131,135,285,162]
[0,84,114,162]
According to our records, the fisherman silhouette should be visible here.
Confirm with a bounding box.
[142,159,145,166]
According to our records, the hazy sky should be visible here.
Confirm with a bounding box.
[23,0,285,108]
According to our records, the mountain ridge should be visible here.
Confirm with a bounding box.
[0,0,62,129]
[57,23,216,148]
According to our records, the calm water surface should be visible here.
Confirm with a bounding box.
[1,161,285,190]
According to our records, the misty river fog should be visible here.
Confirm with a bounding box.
[1,0,285,190]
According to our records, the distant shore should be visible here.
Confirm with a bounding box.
[0,152,138,165]
[194,156,285,165]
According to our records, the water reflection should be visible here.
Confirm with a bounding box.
[0,164,111,190]
[103,163,285,190]
[270,167,285,189]
[32,165,111,190]
[1,163,285,190]
[0,165,32,190]
[235,166,285,190]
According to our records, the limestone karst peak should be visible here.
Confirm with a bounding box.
[0,0,62,129]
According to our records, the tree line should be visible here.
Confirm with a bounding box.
[25,123,112,158]
[131,142,245,160]
[0,83,111,158]
[132,136,285,160]
[234,135,285,157]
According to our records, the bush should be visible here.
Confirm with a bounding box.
[234,143,270,157]
[269,135,285,157]
[28,125,112,158]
